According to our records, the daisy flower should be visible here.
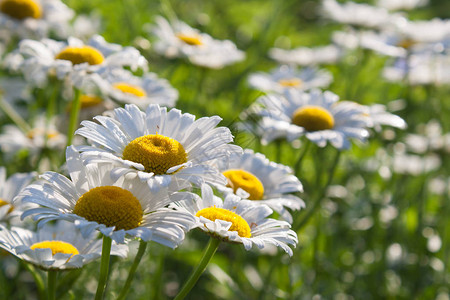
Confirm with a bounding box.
[0,115,66,159]
[0,220,128,270]
[75,104,242,192]
[393,18,450,44]
[268,45,342,66]
[359,104,407,132]
[376,0,429,11]
[404,120,450,154]
[94,68,178,109]
[172,184,298,256]
[18,146,196,247]
[13,34,148,87]
[0,167,36,225]
[0,0,74,40]
[151,16,245,69]
[214,149,304,223]
[248,65,333,93]
[250,89,370,149]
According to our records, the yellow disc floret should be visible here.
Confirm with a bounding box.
[30,241,79,258]
[55,46,104,65]
[80,95,103,108]
[0,198,13,214]
[278,78,303,88]
[122,134,187,175]
[73,186,143,231]
[223,169,264,200]
[0,0,41,20]
[292,105,335,132]
[196,207,251,238]
[113,82,147,98]
[176,33,203,46]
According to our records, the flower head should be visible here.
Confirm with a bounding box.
[18,147,195,247]
[214,149,304,223]
[151,16,245,69]
[0,220,128,270]
[172,185,298,256]
[75,104,242,192]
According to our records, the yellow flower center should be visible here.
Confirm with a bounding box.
[222,169,264,200]
[73,186,143,231]
[122,134,187,175]
[0,198,13,214]
[55,46,104,66]
[397,39,416,49]
[113,82,147,98]
[292,105,335,131]
[176,33,203,46]
[80,94,103,108]
[196,207,251,238]
[0,0,41,20]
[278,78,303,88]
[26,128,59,140]
[30,241,79,258]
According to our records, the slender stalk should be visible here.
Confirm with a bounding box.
[95,236,112,300]
[275,139,283,163]
[0,96,31,132]
[47,270,57,300]
[174,237,220,300]
[294,150,341,231]
[66,88,81,147]
[22,262,45,300]
[160,0,177,24]
[294,139,311,177]
[117,240,148,300]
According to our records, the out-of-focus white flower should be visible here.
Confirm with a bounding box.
[0,115,66,158]
[0,167,36,225]
[214,149,304,223]
[10,35,148,87]
[248,65,332,94]
[376,0,428,11]
[393,18,450,44]
[248,89,369,149]
[151,16,245,69]
[0,221,128,270]
[70,14,102,40]
[0,0,74,39]
[0,77,33,117]
[172,184,298,256]
[321,0,403,29]
[383,52,450,85]
[268,45,342,66]
[405,120,450,154]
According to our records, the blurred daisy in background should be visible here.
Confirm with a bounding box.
[269,45,342,66]
[0,220,128,270]
[0,77,33,118]
[96,68,178,109]
[151,16,245,69]
[75,104,242,192]
[376,0,429,11]
[9,34,148,87]
[321,0,403,29]
[0,115,66,160]
[405,120,450,154]
[214,149,304,223]
[0,0,74,40]
[248,65,333,94]
[172,184,298,256]
[249,89,370,149]
[19,147,196,247]
[0,167,36,225]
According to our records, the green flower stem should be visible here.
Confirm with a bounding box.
[294,150,341,231]
[66,88,81,147]
[174,237,220,300]
[0,95,31,133]
[117,240,148,300]
[47,270,57,300]
[294,139,311,177]
[22,262,45,300]
[95,236,112,300]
